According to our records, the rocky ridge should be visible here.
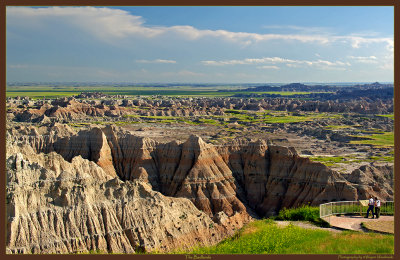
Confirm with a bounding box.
[6,137,245,254]
[6,124,394,254]
[7,95,393,125]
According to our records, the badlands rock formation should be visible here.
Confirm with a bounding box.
[6,124,394,254]
[343,164,394,199]
[7,94,393,125]
[6,136,243,254]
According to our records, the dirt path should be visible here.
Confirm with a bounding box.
[274,221,343,233]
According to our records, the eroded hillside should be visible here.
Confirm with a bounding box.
[6,123,393,253]
[6,87,394,254]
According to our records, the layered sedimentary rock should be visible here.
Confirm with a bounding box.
[6,142,232,254]
[6,124,394,254]
[8,124,393,216]
[7,93,393,124]
[77,126,249,218]
[343,164,394,199]
[157,135,248,217]
[8,97,222,123]
[32,98,127,120]
[52,128,118,178]
[216,139,362,216]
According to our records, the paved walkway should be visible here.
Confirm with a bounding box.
[322,215,394,232]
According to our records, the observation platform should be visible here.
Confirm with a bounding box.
[322,215,394,233]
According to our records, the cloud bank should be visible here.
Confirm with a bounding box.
[136,59,177,64]
[7,6,393,49]
[6,6,393,83]
[202,57,351,70]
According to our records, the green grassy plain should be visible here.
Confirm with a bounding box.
[248,91,332,96]
[6,91,81,99]
[180,220,393,254]
[6,85,332,98]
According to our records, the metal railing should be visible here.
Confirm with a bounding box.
[320,201,394,218]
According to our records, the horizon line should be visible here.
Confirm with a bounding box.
[6,81,394,85]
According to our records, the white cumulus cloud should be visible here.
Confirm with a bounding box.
[136,59,177,64]
[202,57,350,69]
[7,6,393,49]
[348,56,378,64]
[257,65,280,70]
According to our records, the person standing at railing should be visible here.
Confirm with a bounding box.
[374,197,381,219]
[366,196,375,218]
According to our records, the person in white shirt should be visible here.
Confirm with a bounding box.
[374,197,381,219]
[366,196,374,218]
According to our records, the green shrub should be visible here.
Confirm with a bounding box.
[274,205,330,227]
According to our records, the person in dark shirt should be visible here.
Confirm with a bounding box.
[366,196,374,218]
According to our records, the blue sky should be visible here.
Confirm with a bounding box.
[6,6,394,83]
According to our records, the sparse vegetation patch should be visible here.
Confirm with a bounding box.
[350,132,394,147]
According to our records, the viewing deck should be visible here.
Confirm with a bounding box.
[323,215,394,234]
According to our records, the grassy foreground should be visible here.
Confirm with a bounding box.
[180,220,393,254]
[177,206,394,254]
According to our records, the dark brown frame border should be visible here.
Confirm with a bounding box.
[0,1,398,260]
